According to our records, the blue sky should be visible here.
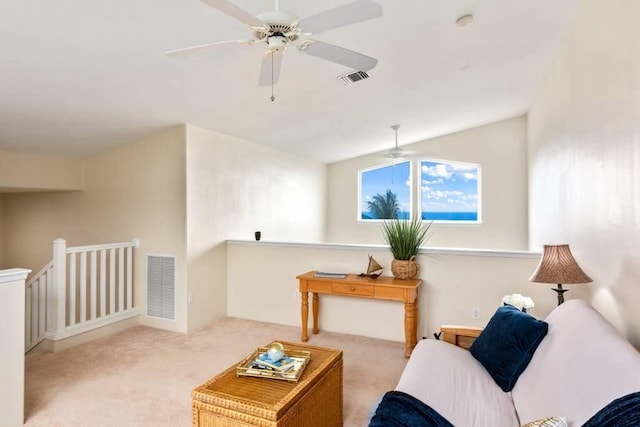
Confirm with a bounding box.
[420,161,479,213]
[360,161,411,215]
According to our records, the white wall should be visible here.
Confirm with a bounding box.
[1,124,327,335]
[185,125,327,331]
[0,150,83,191]
[327,116,529,250]
[528,0,640,346]
[228,241,549,342]
[3,127,189,332]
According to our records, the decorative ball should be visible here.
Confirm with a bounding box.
[266,342,285,362]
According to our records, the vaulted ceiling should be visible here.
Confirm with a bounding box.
[0,0,580,163]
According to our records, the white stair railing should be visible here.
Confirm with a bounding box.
[25,261,53,351]
[25,238,140,352]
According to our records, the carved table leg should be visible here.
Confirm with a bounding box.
[404,301,416,359]
[412,303,419,350]
[301,291,309,342]
[312,293,319,334]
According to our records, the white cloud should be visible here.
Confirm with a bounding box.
[422,178,443,185]
[451,164,475,172]
[422,164,451,179]
[422,189,464,200]
[462,172,477,181]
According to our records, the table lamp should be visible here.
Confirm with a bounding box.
[529,244,592,305]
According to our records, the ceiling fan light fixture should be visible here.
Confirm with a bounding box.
[385,149,404,159]
[267,36,287,52]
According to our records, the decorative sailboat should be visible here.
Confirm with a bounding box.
[359,255,383,279]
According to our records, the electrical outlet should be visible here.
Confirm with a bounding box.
[188,292,193,304]
[472,307,480,320]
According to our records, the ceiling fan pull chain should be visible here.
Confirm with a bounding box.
[271,52,276,102]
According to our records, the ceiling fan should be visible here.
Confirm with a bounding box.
[166,0,382,89]
[385,125,416,160]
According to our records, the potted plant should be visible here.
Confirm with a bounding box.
[381,217,432,279]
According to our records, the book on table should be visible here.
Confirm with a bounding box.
[237,346,311,382]
[253,353,296,372]
[313,272,347,279]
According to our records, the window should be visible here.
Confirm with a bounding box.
[359,161,412,220]
[420,159,481,222]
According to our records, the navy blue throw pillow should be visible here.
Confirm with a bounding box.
[470,304,548,392]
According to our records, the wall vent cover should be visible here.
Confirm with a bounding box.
[337,71,370,85]
[147,255,175,320]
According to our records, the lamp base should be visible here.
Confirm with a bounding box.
[552,283,568,306]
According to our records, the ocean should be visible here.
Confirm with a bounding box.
[422,212,477,221]
[361,211,410,220]
[360,212,476,221]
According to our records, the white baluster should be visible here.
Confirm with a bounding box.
[90,250,97,320]
[118,248,124,312]
[69,253,76,326]
[25,286,32,348]
[126,246,132,309]
[45,267,53,335]
[39,274,47,339]
[109,248,115,315]
[31,281,38,341]
[100,250,106,317]
[80,251,87,323]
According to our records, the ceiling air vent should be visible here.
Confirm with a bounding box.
[338,71,370,85]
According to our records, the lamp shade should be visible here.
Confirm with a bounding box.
[529,244,593,284]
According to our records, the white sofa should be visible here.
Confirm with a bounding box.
[390,300,640,426]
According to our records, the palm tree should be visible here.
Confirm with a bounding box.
[367,190,400,219]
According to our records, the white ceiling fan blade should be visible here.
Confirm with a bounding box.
[200,0,263,27]
[303,41,378,71]
[384,148,417,160]
[258,51,284,86]
[385,148,406,159]
[297,0,382,35]
[165,39,252,56]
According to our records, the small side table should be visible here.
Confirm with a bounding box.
[440,325,484,350]
[296,271,422,358]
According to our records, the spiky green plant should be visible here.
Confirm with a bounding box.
[381,217,432,260]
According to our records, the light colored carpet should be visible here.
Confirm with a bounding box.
[25,317,408,426]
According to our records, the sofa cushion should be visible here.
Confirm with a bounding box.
[396,339,519,426]
[512,300,640,426]
[470,304,549,392]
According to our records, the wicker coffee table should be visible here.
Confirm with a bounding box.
[192,341,343,427]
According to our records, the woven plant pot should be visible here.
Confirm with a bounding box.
[391,256,418,280]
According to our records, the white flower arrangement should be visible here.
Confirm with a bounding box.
[502,293,535,312]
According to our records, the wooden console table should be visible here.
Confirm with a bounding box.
[296,271,422,358]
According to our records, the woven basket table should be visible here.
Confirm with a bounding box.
[192,341,343,427]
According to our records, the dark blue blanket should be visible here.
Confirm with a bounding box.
[368,391,454,427]
[582,391,640,427]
